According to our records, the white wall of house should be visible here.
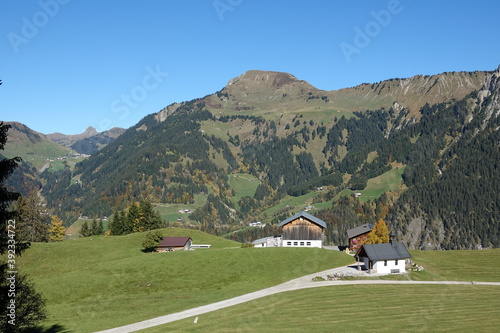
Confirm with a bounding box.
[372,259,405,274]
[282,239,322,248]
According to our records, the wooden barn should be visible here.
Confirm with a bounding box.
[347,223,373,251]
[278,211,326,248]
[157,237,192,252]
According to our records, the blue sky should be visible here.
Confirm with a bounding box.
[1,0,499,135]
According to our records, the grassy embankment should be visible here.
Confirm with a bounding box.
[17,228,354,332]
[143,249,500,332]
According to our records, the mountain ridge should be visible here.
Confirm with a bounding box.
[5,66,499,250]
[151,69,492,128]
[47,126,126,155]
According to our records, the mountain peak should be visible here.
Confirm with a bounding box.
[82,126,98,136]
[227,70,303,89]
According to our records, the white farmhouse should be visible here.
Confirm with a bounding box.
[355,236,411,274]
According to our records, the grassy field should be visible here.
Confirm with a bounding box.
[409,249,500,282]
[357,166,406,201]
[154,194,208,224]
[17,230,354,332]
[142,249,500,332]
[146,285,500,332]
[228,173,260,209]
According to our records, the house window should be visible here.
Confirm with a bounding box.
[293,241,298,246]
[395,260,398,266]
[306,241,311,246]
[287,241,291,246]
[300,242,304,246]
[384,260,387,266]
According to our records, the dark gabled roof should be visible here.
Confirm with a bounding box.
[157,237,192,247]
[356,242,411,261]
[347,223,373,239]
[278,211,327,229]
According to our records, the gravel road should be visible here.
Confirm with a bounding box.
[94,265,500,333]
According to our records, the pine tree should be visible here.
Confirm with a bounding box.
[0,120,47,331]
[91,218,104,236]
[80,221,91,237]
[140,200,162,230]
[15,191,49,242]
[129,202,143,233]
[97,219,104,235]
[49,215,66,242]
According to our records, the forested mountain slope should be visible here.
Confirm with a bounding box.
[32,67,499,249]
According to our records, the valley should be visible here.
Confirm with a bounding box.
[4,66,500,250]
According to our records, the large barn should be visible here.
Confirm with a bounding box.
[278,211,327,248]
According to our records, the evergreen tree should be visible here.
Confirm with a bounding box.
[97,219,104,235]
[49,215,66,242]
[91,218,103,236]
[0,120,47,331]
[15,191,49,242]
[128,202,143,233]
[80,221,91,237]
[109,211,124,235]
[139,200,162,230]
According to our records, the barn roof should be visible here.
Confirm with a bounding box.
[356,242,411,261]
[158,237,192,247]
[278,211,327,229]
[347,223,373,239]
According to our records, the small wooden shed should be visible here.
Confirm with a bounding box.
[157,237,192,252]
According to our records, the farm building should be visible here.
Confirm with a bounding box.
[279,211,326,248]
[252,236,282,247]
[157,237,192,252]
[347,223,373,251]
[355,236,411,274]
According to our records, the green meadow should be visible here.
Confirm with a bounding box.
[143,249,500,332]
[16,226,500,333]
[147,284,500,333]
[409,249,500,282]
[17,229,354,332]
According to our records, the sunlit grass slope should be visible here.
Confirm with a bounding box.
[17,228,354,332]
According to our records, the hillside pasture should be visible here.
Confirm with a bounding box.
[409,249,500,282]
[145,284,500,332]
[357,166,406,201]
[228,173,260,209]
[17,230,354,332]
